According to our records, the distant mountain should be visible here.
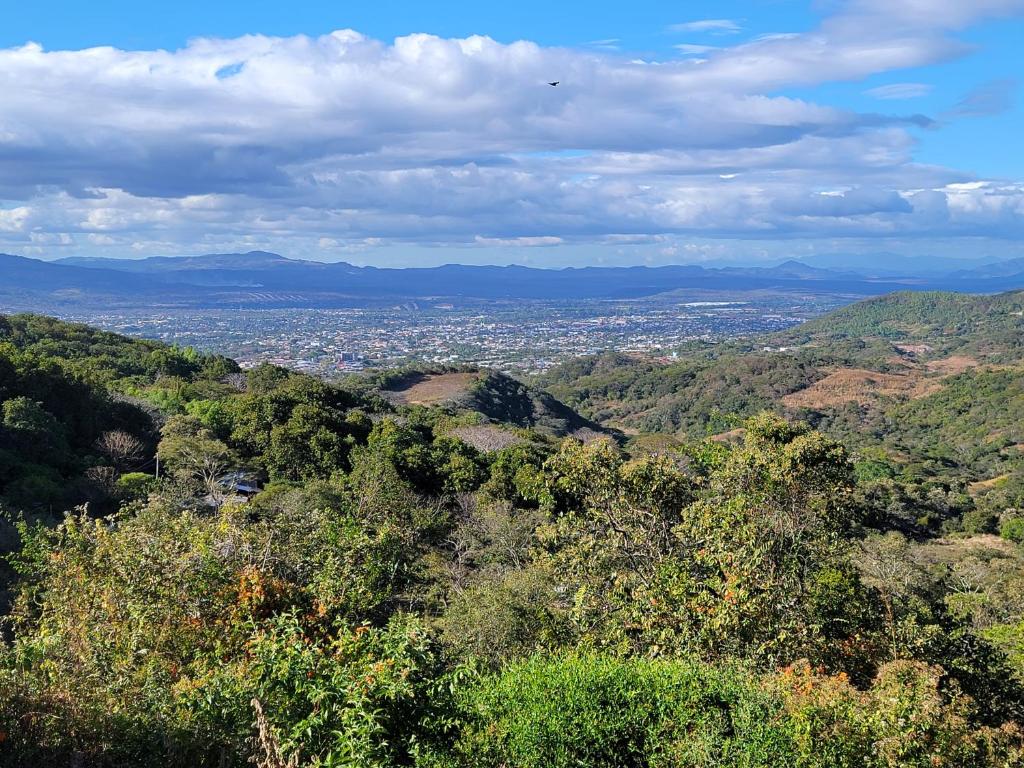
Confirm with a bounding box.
[5,250,1024,309]
[948,257,1024,280]
[57,251,302,272]
[0,253,184,298]
[725,259,863,280]
[800,252,990,277]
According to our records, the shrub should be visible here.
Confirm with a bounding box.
[447,653,797,768]
[1002,514,1024,545]
[441,654,1024,768]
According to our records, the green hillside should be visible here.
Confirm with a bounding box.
[3,311,1024,766]
[538,291,1024,498]
[777,290,1024,359]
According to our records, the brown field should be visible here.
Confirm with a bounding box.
[924,355,979,375]
[782,368,920,409]
[782,355,981,410]
[385,372,480,405]
[968,474,1011,496]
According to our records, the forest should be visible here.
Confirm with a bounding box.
[3,300,1024,767]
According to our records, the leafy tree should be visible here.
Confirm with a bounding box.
[157,416,238,500]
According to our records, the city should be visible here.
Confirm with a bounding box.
[56,292,846,375]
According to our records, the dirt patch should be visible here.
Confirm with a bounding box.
[894,343,933,356]
[968,474,1011,496]
[919,534,1018,562]
[385,372,480,405]
[924,355,979,376]
[709,428,746,444]
[782,368,920,409]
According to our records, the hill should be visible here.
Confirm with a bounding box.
[4,311,1024,766]
[377,367,609,438]
[0,250,982,309]
[0,315,601,518]
[537,290,1024,507]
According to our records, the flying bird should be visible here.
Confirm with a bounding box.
[548,81,559,86]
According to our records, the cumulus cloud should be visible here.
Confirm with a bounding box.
[0,0,1022,260]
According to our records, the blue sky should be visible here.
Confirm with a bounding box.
[0,0,1022,266]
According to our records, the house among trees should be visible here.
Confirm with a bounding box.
[217,470,262,498]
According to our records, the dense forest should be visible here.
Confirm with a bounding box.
[3,301,1024,767]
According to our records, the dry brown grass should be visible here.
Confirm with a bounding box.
[709,428,746,444]
[385,372,480,405]
[968,474,1011,496]
[782,368,920,409]
[924,355,979,375]
[782,355,982,410]
[250,698,299,768]
[917,533,1018,562]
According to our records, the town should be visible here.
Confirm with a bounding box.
[56,292,845,375]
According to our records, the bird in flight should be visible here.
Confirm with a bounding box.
[548,81,559,86]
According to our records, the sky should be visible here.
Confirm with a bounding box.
[0,0,1022,267]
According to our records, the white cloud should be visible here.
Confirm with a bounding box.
[668,20,742,34]
[865,82,934,99]
[0,0,1021,260]
[0,206,31,232]
[474,235,564,246]
[675,44,719,55]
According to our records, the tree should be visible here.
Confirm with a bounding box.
[157,416,238,501]
[95,430,146,473]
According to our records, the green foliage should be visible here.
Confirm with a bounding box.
[535,414,873,670]
[442,654,1023,768]
[447,653,794,767]
[115,471,159,501]
[0,475,442,766]
[1003,514,1024,545]
[183,613,455,768]
[5,309,1024,766]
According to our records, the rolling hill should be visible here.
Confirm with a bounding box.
[1,250,1010,309]
[536,289,1024,492]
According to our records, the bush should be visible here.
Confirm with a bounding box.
[447,654,797,767]
[1002,514,1024,545]
[441,654,1024,768]
[961,506,999,535]
[116,471,158,501]
[182,613,456,768]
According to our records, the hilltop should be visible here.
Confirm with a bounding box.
[537,290,1024,507]
[376,368,608,439]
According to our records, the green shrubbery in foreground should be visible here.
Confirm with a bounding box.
[442,654,1021,768]
[5,313,1024,766]
[3,413,1024,766]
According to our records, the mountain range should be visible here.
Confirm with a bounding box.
[2,250,1024,309]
